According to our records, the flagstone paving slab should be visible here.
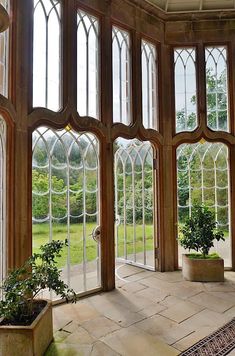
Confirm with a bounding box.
[101,326,180,356]
[189,291,235,312]
[45,267,235,356]
[91,341,121,356]
[172,326,217,351]
[135,314,193,344]
[82,316,121,339]
[180,308,231,330]
[159,300,205,323]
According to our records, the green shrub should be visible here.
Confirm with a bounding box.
[179,205,225,258]
[0,240,76,325]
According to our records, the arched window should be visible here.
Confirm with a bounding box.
[177,141,231,267]
[112,27,131,124]
[206,46,229,131]
[32,127,100,297]
[114,139,156,270]
[33,0,61,110]
[77,9,99,119]
[141,39,158,130]
[174,48,197,133]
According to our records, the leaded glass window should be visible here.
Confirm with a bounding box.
[177,142,231,267]
[33,0,61,110]
[141,40,158,129]
[32,127,100,296]
[174,48,197,132]
[206,47,229,131]
[0,118,6,298]
[77,10,99,119]
[114,139,155,270]
[112,27,131,124]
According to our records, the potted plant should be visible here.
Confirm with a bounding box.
[179,205,225,282]
[0,239,76,356]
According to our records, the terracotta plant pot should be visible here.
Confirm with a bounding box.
[182,254,224,282]
[0,300,53,356]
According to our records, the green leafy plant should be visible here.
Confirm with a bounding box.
[179,205,225,258]
[0,240,76,325]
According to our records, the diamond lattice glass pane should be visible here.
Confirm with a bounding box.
[32,127,101,298]
[141,40,158,129]
[112,27,131,124]
[33,0,61,110]
[174,48,197,132]
[114,138,155,269]
[177,142,231,267]
[77,10,99,119]
[206,47,229,131]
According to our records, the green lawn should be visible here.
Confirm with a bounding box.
[33,223,155,268]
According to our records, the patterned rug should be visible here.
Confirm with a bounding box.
[180,318,235,355]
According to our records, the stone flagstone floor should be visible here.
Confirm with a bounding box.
[46,264,235,356]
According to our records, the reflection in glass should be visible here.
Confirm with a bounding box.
[77,10,99,119]
[112,27,131,124]
[206,47,228,131]
[33,0,61,110]
[114,138,155,269]
[174,48,197,132]
[177,142,231,267]
[32,127,100,297]
[142,40,157,129]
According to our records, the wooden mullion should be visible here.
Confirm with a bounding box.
[64,0,77,113]
[131,29,142,127]
[13,0,33,268]
[229,146,235,270]
[197,43,207,133]
[100,7,115,290]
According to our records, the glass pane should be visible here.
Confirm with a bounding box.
[77,10,99,119]
[206,47,229,131]
[0,0,9,97]
[174,48,197,132]
[32,127,100,298]
[33,0,61,111]
[112,27,131,124]
[0,118,6,299]
[177,142,231,267]
[114,138,155,269]
[142,40,158,129]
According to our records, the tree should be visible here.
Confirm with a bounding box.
[179,205,225,257]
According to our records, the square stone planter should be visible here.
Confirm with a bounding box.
[182,254,224,282]
[0,300,53,356]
